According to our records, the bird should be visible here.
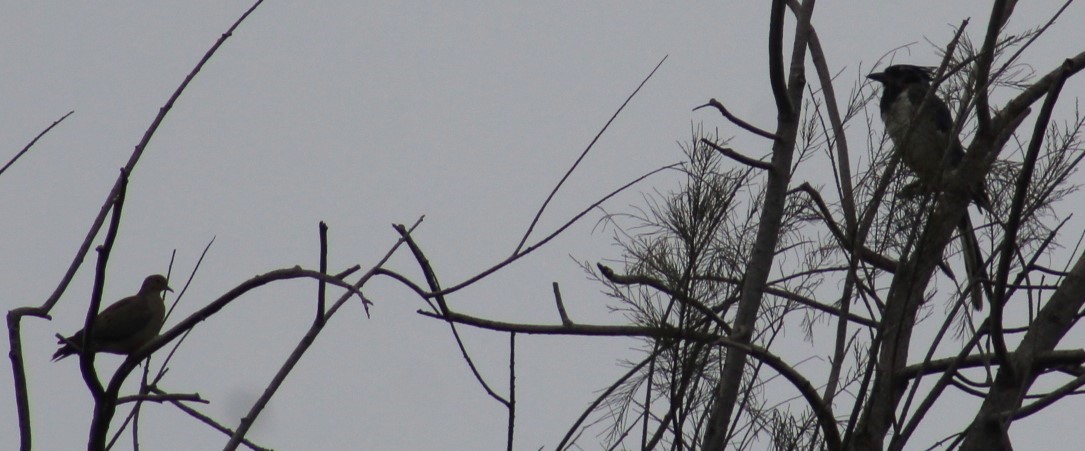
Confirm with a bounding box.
[52,274,173,361]
[868,64,988,309]
[867,65,964,190]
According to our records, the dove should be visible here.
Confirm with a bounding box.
[52,274,172,361]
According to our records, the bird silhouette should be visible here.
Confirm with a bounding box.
[868,64,989,309]
[53,274,172,361]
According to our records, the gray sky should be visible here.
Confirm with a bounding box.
[3,2,1084,449]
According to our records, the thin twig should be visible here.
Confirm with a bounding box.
[394,224,510,406]
[598,264,733,334]
[552,282,572,326]
[0,111,73,177]
[556,352,658,450]
[223,219,417,450]
[150,387,271,451]
[438,163,678,297]
[693,99,779,141]
[515,55,668,254]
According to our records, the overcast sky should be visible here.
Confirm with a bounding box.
[3,2,1084,450]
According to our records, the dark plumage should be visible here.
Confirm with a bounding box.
[868,64,965,187]
[53,274,172,361]
[868,64,988,309]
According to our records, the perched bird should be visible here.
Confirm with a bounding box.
[867,65,965,190]
[868,64,988,309]
[52,274,172,361]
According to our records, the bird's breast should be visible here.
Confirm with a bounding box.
[881,93,955,181]
[882,93,916,140]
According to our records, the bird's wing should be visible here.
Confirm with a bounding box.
[908,84,965,164]
[92,295,153,341]
[929,95,955,134]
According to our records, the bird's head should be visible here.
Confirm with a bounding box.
[142,274,173,294]
[867,64,934,89]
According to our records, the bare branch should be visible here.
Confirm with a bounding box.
[515,55,668,254]
[117,392,208,405]
[552,282,573,326]
[693,99,780,141]
[700,138,774,172]
[0,110,73,178]
[990,57,1074,377]
[422,308,842,449]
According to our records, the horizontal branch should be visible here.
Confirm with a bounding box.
[420,308,842,448]
[418,309,711,339]
[117,392,207,405]
[899,349,1085,380]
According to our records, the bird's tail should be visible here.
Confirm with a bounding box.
[52,334,80,361]
[958,213,989,309]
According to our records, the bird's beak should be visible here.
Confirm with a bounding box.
[165,286,174,293]
[867,72,887,83]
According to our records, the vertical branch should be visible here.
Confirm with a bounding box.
[701,0,812,448]
[316,221,328,326]
[85,168,129,450]
[506,332,516,451]
[5,308,43,451]
[641,346,657,448]
[767,0,793,118]
[552,282,572,326]
[786,0,854,223]
[972,0,1016,134]
[990,59,1072,373]
[784,0,857,410]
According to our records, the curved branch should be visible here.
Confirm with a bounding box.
[422,309,842,450]
[767,0,792,118]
